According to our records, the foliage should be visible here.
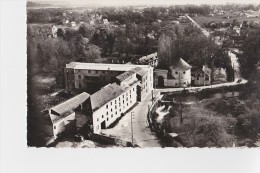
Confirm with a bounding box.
[162,105,235,147]
[240,29,260,78]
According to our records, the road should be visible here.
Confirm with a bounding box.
[102,92,161,148]
[131,93,161,147]
[186,15,243,80]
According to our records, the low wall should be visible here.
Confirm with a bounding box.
[91,133,133,147]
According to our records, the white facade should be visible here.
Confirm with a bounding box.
[65,62,153,95]
[169,68,191,87]
[49,111,76,138]
[92,85,137,134]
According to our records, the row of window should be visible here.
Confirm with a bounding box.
[98,100,133,123]
[105,87,135,108]
[77,70,119,75]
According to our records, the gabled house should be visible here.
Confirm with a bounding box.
[49,92,90,138]
[192,65,211,86]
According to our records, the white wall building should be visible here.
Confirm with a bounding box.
[64,62,153,97]
[90,72,139,134]
[49,92,90,138]
[154,58,191,87]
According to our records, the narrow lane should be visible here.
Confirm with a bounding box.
[131,93,161,147]
[102,92,161,147]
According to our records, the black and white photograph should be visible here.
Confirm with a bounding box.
[1,1,260,173]
[24,0,260,148]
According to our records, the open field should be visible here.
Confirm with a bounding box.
[193,15,260,26]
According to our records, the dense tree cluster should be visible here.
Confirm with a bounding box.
[240,28,260,79]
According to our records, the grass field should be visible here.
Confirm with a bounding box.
[193,14,260,26]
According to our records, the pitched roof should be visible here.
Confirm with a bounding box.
[170,58,191,71]
[202,65,212,76]
[139,52,158,63]
[69,62,150,72]
[50,92,90,123]
[90,83,124,112]
[116,70,135,82]
[130,67,147,77]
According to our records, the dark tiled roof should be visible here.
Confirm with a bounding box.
[130,67,147,77]
[50,92,90,123]
[116,70,135,82]
[90,83,124,112]
[170,58,191,71]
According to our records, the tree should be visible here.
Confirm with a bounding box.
[73,34,101,63]
[57,28,65,38]
[78,23,95,39]
[240,29,260,78]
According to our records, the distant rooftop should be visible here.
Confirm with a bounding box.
[50,92,90,123]
[139,52,157,63]
[170,58,191,71]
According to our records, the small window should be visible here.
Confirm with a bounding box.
[116,111,117,115]
[119,97,120,101]
[97,118,99,122]
[107,118,109,121]
[123,95,124,98]
[133,88,135,91]
[103,71,105,74]
[106,112,108,115]
[102,115,104,118]
[96,70,98,74]
[111,108,113,112]
[115,105,117,109]
[127,103,128,106]
[78,75,81,79]
[79,82,81,89]
[54,126,56,129]
[88,70,91,73]
[106,105,108,109]
[123,100,124,104]
[183,71,186,74]
[183,82,186,84]
[111,114,113,118]
[115,100,117,104]
[197,77,199,80]
[175,72,178,74]
[120,109,121,112]
[110,102,112,105]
